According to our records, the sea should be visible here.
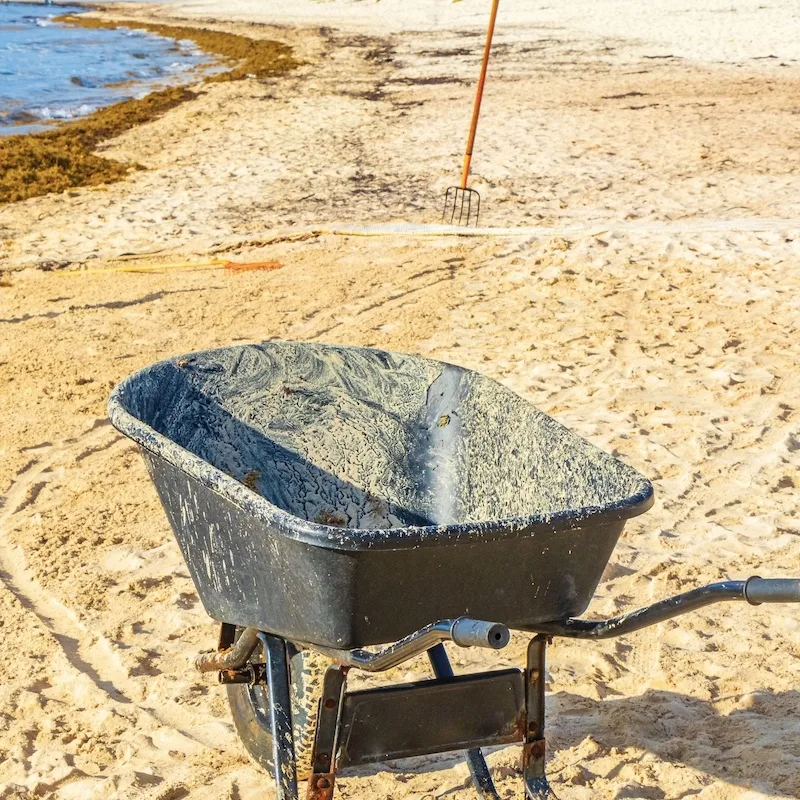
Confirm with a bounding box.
[0,3,214,136]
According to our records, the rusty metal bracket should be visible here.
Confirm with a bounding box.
[523,635,551,800]
[307,773,336,800]
[306,666,347,800]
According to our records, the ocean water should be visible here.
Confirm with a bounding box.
[0,3,215,136]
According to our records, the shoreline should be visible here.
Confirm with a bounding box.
[79,0,800,60]
[0,11,299,204]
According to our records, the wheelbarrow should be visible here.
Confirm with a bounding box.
[108,341,800,800]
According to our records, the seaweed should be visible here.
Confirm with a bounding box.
[55,16,299,83]
[0,17,299,205]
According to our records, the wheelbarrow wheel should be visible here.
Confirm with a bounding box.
[226,632,330,780]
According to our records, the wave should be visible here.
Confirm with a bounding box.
[38,103,97,120]
[0,3,214,136]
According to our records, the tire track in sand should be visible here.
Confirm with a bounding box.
[0,421,224,753]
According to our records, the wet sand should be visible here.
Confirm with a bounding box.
[0,16,296,204]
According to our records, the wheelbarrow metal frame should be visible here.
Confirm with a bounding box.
[107,342,800,798]
[203,576,800,800]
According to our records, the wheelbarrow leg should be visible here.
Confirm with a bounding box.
[257,633,299,800]
[306,665,347,800]
[523,635,551,800]
[427,644,502,800]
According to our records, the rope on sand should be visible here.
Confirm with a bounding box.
[59,259,282,276]
[313,217,799,238]
[44,217,797,275]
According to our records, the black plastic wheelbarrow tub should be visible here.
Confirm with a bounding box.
[109,342,653,648]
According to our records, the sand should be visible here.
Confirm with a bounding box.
[1,1,799,798]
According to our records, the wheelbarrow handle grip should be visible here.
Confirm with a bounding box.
[745,577,800,605]
[451,617,510,650]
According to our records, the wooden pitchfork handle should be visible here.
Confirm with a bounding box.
[460,0,500,189]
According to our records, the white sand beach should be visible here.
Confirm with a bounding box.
[0,1,799,798]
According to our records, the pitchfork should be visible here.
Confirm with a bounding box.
[442,0,500,227]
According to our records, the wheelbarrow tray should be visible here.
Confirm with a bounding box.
[109,342,653,648]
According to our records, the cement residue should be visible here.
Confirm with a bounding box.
[120,342,649,530]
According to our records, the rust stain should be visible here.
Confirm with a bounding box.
[514,709,528,740]
[314,508,347,527]
[243,470,261,492]
[522,739,546,766]
[307,773,336,800]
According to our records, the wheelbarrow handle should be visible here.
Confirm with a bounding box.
[745,577,800,604]
[527,576,800,640]
[451,617,510,648]
[309,617,510,672]
[195,618,511,677]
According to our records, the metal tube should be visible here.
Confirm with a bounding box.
[532,577,800,639]
[313,617,510,672]
[745,577,800,604]
[526,581,748,639]
[452,617,510,649]
[195,626,259,672]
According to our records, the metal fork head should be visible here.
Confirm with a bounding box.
[443,186,481,227]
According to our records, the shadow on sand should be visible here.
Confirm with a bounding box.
[345,686,800,799]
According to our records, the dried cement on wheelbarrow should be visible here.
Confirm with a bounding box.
[120,342,648,531]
